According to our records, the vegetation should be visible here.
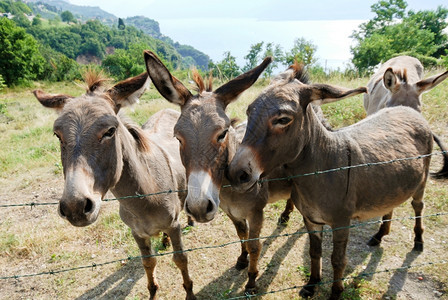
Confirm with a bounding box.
[0,0,210,87]
[0,18,45,85]
[351,0,448,73]
[1,72,447,299]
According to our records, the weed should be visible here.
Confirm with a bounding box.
[297,265,311,279]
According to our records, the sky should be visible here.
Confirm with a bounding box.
[69,0,447,70]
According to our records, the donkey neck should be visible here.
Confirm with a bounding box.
[112,121,157,200]
[292,105,350,172]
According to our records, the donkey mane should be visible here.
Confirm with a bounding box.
[119,114,150,152]
[192,68,213,94]
[81,68,111,93]
[289,61,310,84]
[395,68,408,83]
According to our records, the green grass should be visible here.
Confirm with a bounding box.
[1,72,447,299]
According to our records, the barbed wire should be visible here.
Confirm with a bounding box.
[1,212,447,281]
[227,260,448,299]
[1,151,446,208]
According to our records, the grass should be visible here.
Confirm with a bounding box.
[0,71,447,299]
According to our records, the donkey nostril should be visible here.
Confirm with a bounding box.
[239,170,250,184]
[185,202,192,215]
[59,202,67,217]
[84,198,94,214]
[206,200,214,214]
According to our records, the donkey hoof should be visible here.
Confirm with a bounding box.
[299,286,315,298]
[367,236,381,246]
[187,216,195,227]
[413,241,424,252]
[244,286,257,295]
[278,215,290,226]
[235,259,249,270]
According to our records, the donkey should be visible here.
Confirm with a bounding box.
[33,71,196,300]
[144,51,295,294]
[364,55,448,178]
[228,62,433,299]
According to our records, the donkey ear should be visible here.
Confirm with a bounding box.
[214,56,272,107]
[33,89,73,112]
[383,68,398,92]
[144,50,192,106]
[416,69,448,95]
[303,84,367,107]
[106,72,150,111]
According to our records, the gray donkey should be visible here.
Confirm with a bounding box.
[364,55,448,178]
[228,62,432,299]
[144,51,295,294]
[34,71,196,300]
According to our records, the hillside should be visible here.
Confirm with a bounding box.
[22,0,210,69]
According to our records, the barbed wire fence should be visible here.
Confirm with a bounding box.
[1,150,447,298]
[1,151,446,208]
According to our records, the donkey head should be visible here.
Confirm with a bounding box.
[34,71,149,226]
[382,67,448,112]
[144,50,271,222]
[228,63,367,192]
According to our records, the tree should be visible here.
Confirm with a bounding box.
[61,10,75,24]
[118,18,125,30]
[211,51,241,80]
[284,38,318,67]
[243,42,264,72]
[263,43,283,78]
[351,0,448,73]
[0,18,44,85]
[32,15,42,27]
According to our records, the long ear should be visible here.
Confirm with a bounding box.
[144,50,192,106]
[302,84,367,108]
[33,89,73,112]
[214,56,272,107]
[416,70,448,94]
[383,67,398,92]
[106,72,150,111]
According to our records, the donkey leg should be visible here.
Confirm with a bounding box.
[132,231,159,299]
[411,187,425,252]
[329,225,350,300]
[367,210,393,246]
[278,198,295,225]
[299,217,323,298]
[228,214,250,270]
[161,232,171,249]
[430,133,448,179]
[244,209,264,294]
[166,224,196,300]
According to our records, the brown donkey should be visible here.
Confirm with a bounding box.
[33,71,196,300]
[228,63,432,299]
[364,55,448,178]
[144,51,294,294]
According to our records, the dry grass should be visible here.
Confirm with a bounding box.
[1,73,447,300]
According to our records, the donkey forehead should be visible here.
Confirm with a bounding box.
[248,85,300,116]
[54,96,117,131]
[176,97,229,132]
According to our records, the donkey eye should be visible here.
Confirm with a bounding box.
[174,134,183,145]
[217,130,228,142]
[273,117,292,126]
[102,127,116,139]
[54,132,62,142]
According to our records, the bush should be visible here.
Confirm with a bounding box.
[0,18,45,86]
[0,74,5,91]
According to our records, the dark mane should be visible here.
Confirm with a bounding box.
[120,114,150,152]
[192,68,213,94]
[81,68,111,93]
[290,61,310,84]
[395,68,408,84]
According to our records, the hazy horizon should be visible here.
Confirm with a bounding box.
[68,0,448,70]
